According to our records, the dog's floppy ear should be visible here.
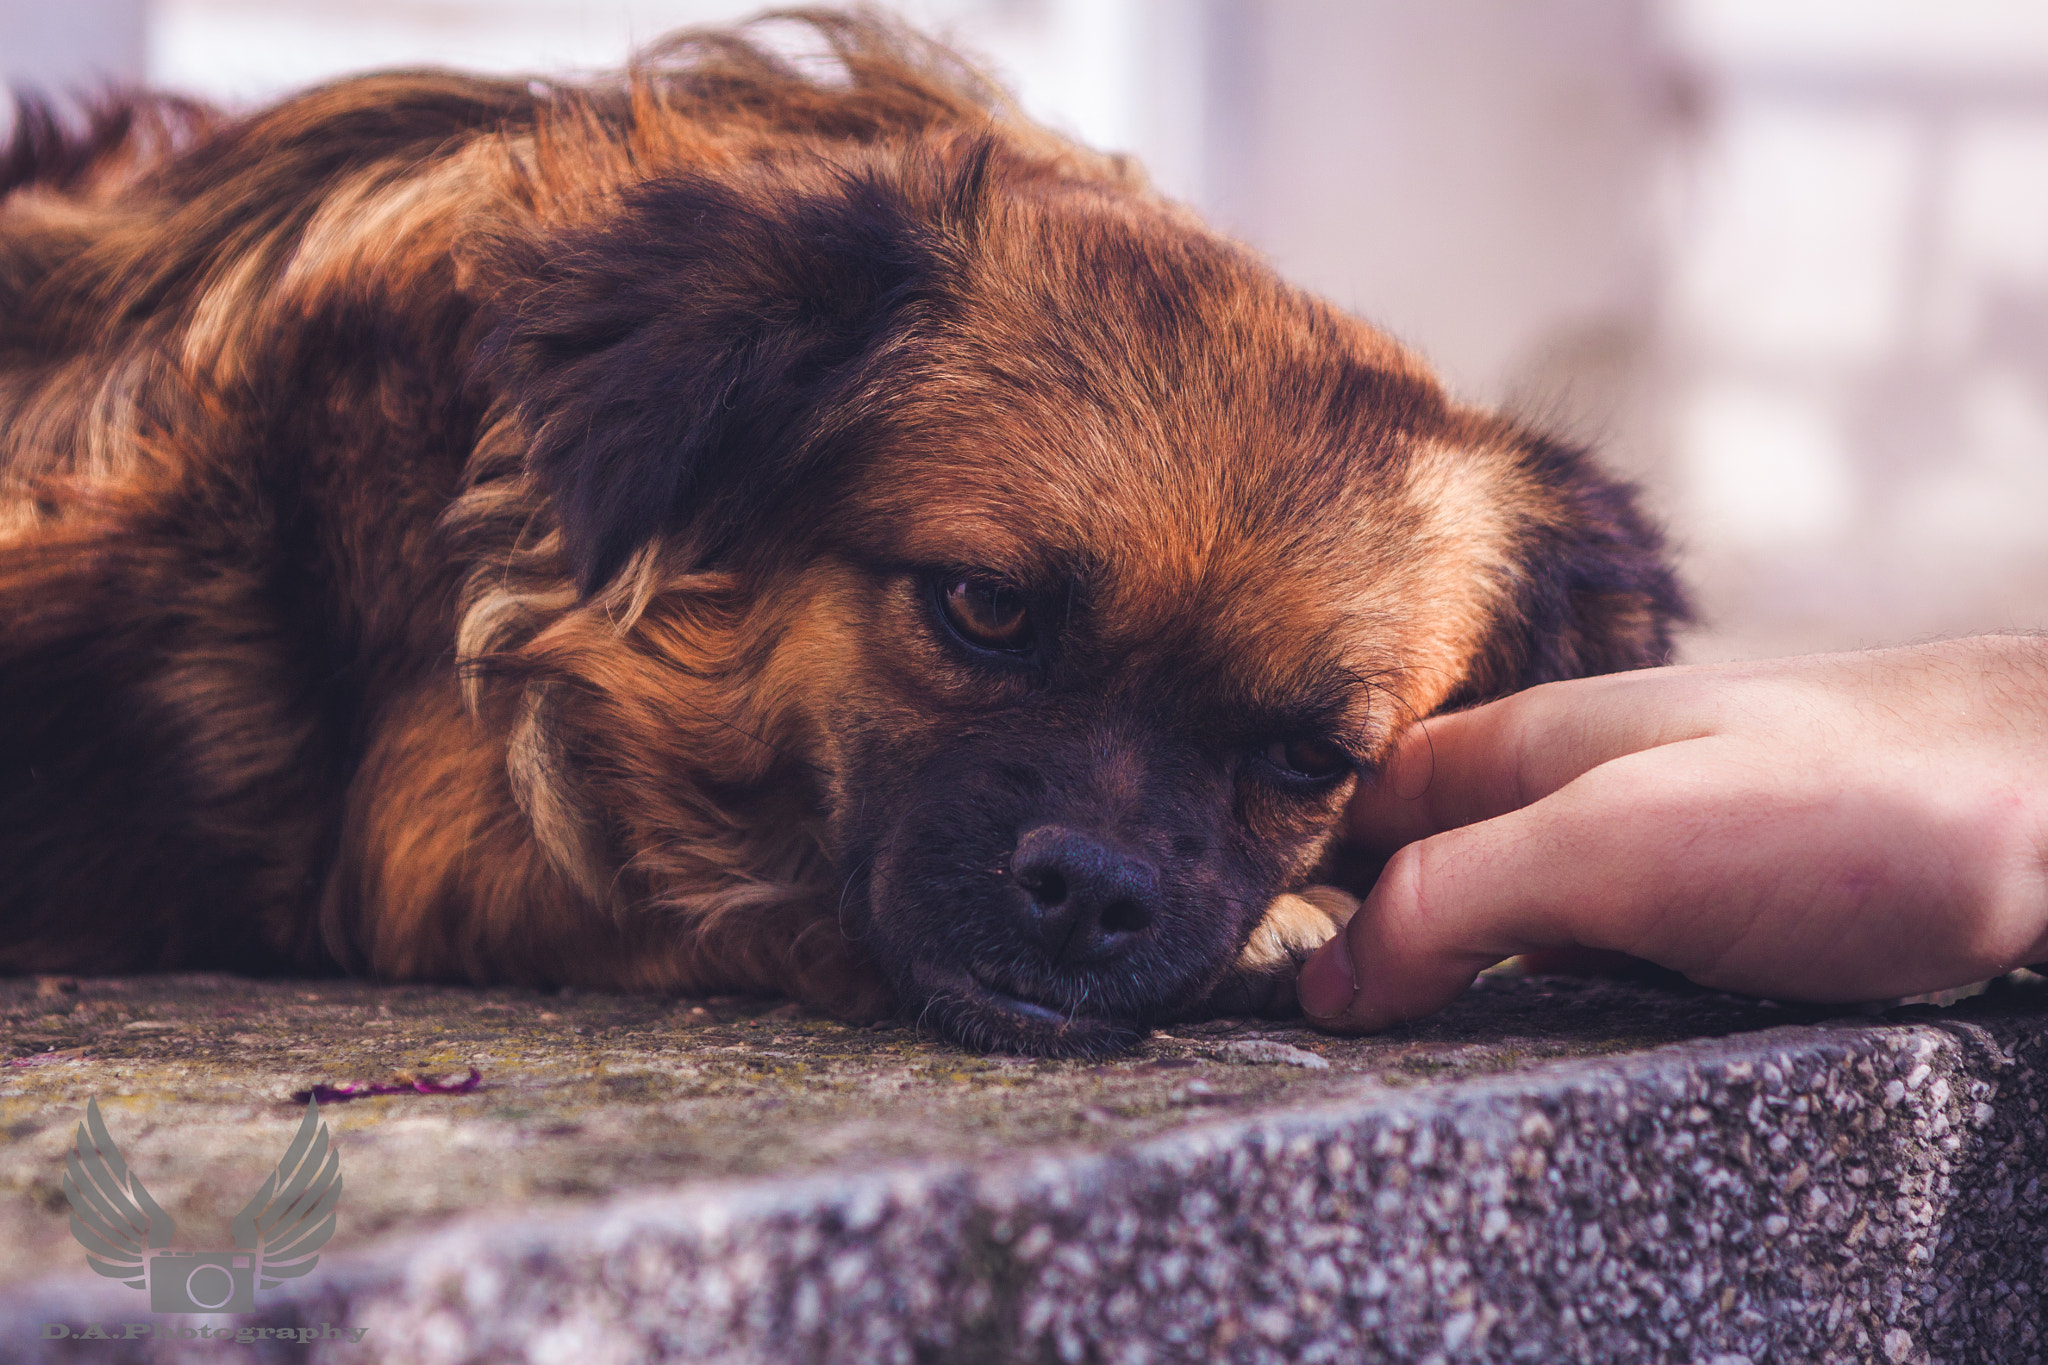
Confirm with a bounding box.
[1464,434,1691,699]
[480,145,993,592]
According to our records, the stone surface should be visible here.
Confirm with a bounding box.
[1,970,2043,1363]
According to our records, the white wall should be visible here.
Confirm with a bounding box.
[0,0,146,101]
[1202,0,1667,415]
[1656,0,2048,657]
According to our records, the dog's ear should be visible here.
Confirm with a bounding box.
[1463,434,1691,699]
[480,144,995,592]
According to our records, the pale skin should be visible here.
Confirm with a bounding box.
[1298,635,2048,1033]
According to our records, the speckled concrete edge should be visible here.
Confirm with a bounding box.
[4,1016,2043,1364]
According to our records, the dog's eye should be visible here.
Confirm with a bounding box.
[1263,737,1352,781]
[938,577,1035,652]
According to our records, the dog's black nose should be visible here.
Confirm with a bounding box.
[1010,825,1160,966]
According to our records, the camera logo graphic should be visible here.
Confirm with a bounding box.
[62,1099,341,1313]
[146,1251,259,1314]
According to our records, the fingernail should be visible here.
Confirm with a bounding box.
[1298,935,1357,1021]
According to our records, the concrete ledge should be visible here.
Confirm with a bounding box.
[2,975,2043,1363]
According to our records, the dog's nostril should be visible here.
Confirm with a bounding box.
[1099,898,1150,935]
[1019,868,1068,906]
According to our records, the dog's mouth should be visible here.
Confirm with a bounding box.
[903,961,1147,1058]
[967,965,1064,1021]
[852,812,1257,1058]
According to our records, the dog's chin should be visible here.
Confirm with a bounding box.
[901,962,1148,1058]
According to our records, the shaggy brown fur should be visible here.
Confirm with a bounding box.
[0,11,1685,1054]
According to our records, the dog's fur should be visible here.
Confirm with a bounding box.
[0,12,1685,1054]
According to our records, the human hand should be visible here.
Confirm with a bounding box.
[1299,636,2048,1032]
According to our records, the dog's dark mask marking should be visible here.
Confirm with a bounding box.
[837,682,1356,1054]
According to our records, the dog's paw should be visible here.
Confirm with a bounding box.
[1180,885,1359,1020]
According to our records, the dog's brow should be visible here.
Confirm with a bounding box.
[871,541,1090,589]
[1247,674,1378,743]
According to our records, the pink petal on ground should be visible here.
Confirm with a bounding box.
[291,1067,483,1104]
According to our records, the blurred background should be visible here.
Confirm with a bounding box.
[5,0,2048,662]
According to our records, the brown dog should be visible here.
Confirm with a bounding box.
[0,13,1684,1054]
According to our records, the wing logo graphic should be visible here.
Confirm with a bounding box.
[62,1100,342,1313]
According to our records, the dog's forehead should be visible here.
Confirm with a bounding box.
[867,431,1521,720]
[854,195,1454,560]
[839,206,1535,730]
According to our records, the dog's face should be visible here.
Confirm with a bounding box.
[482,136,1682,1054]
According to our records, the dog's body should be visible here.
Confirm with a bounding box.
[0,15,1684,1054]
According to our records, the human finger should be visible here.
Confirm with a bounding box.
[1346,669,1715,854]
[1307,739,1783,1030]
